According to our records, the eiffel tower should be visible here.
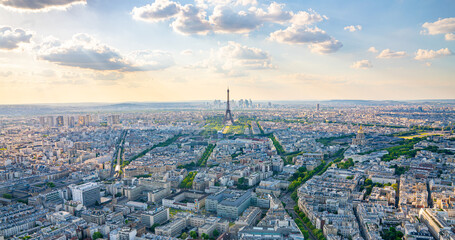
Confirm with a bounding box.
[224,88,234,125]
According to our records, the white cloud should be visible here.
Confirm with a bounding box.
[37,34,128,71]
[414,48,452,60]
[376,49,406,59]
[445,33,455,41]
[61,72,80,79]
[91,72,124,81]
[0,26,33,50]
[131,0,181,22]
[209,6,262,33]
[36,69,56,77]
[132,1,212,35]
[290,10,326,26]
[422,17,455,36]
[191,41,273,76]
[0,71,12,77]
[171,4,212,35]
[209,2,292,33]
[37,33,174,72]
[269,26,330,44]
[269,25,342,54]
[181,49,193,55]
[309,38,342,54]
[0,0,86,11]
[235,0,257,6]
[195,0,257,8]
[132,1,329,38]
[350,60,372,69]
[268,8,341,54]
[127,50,174,71]
[131,1,340,54]
[218,41,272,68]
[254,2,292,23]
[344,25,362,32]
[368,46,378,53]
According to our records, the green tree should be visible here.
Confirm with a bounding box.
[2,193,12,199]
[238,177,245,185]
[190,231,198,239]
[202,233,209,240]
[180,232,188,239]
[151,223,160,233]
[93,232,103,240]
[337,158,354,169]
[213,229,220,238]
[381,227,404,240]
[392,183,399,192]
[302,230,309,239]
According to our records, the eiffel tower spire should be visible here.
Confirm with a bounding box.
[224,88,234,125]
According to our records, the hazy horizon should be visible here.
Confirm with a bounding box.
[1,98,455,106]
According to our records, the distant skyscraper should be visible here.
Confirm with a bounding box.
[224,88,234,125]
[56,116,64,127]
[317,103,320,111]
[39,116,46,127]
[70,182,100,207]
[78,115,90,126]
[47,116,54,127]
[108,115,120,125]
[66,116,75,128]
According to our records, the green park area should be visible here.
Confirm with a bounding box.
[179,171,197,189]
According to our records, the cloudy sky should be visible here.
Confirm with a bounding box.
[0,0,454,104]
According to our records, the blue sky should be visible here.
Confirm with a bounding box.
[0,0,453,103]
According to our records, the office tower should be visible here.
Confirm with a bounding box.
[78,116,85,126]
[65,116,75,128]
[108,115,120,125]
[47,116,55,127]
[70,182,101,207]
[78,115,90,126]
[39,117,46,127]
[317,103,320,111]
[56,116,64,127]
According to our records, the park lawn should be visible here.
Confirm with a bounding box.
[223,126,230,134]
[169,208,191,217]
[399,132,442,139]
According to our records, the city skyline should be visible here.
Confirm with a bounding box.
[0,0,454,104]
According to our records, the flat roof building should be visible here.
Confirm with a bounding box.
[141,207,169,227]
[206,189,253,219]
[70,182,100,207]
